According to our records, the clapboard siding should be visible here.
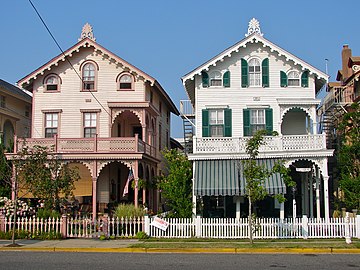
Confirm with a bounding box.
[193,44,318,137]
[31,47,170,143]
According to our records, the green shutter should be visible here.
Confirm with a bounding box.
[243,109,250,136]
[265,108,273,135]
[301,71,309,87]
[202,109,210,137]
[241,59,248,87]
[223,71,230,87]
[262,58,269,87]
[224,109,232,137]
[280,71,288,87]
[202,71,209,88]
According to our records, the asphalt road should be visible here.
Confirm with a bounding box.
[0,252,359,270]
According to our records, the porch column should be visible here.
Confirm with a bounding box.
[316,168,321,219]
[142,187,146,208]
[134,161,139,208]
[280,202,285,220]
[235,196,241,219]
[92,177,97,221]
[323,176,330,220]
[11,165,16,201]
[309,173,314,218]
[192,162,196,217]
[301,173,306,215]
[304,173,309,216]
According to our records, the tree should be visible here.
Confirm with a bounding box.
[337,102,360,210]
[157,149,193,218]
[0,144,12,197]
[15,145,80,212]
[243,130,294,244]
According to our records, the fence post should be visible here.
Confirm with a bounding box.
[302,215,308,239]
[345,212,352,244]
[144,215,150,236]
[61,214,67,239]
[356,215,360,239]
[0,213,5,232]
[195,215,201,238]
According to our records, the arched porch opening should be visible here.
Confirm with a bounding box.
[3,120,14,150]
[97,161,134,213]
[281,108,313,135]
[284,159,324,218]
[111,110,142,140]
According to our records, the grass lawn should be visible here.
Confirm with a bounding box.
[129,238,360,249]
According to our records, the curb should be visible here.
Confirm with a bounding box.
[1,247,360,254]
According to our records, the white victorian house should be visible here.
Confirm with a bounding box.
[12,24,179,218]
[181,19,334,219]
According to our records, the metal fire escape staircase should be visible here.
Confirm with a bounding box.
[180,100,195,154]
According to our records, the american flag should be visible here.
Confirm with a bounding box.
[122,169,134,197]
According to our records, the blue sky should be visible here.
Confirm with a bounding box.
[1,0,360,138]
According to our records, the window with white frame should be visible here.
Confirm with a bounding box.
[83,112,97,138]
[45,75,60,91]
[209,109,224,137]
[288,71,300,86]
[210,71,222,86]
[45,113,58,138]
[82,63,96,90]
[119,74,133,90]
[250,109,265,134]
[248,58,261,86]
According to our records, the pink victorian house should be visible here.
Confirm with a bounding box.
[12,24,179,217]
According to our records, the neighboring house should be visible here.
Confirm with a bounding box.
[181,19,333,219]
[318,44,360,205]
[0,79,31,150]
[12,23,179,218]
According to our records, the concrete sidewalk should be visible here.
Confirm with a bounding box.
[0,239,359,253]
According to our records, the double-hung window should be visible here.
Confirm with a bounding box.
[287,71,300,86]
[250,109,265,134]
[248,58,261,86]
[82,63,95,90]
[210,71,222,87]
[45,75,60,91]
[45,113,58,138]
[83,112,97,138]
[243,108,273,136]
[209,109,224,137]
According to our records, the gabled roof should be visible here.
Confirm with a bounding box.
[181,33,328,102]
[17,38,179,115]
[0,79,32,102]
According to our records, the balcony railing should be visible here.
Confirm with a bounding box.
[13,134,157,158]
[193,134,327,154]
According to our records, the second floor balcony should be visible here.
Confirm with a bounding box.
[12,134,157,160]
[193,134,329,156]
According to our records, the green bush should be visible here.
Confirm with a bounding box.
[136,231,149,239]
[114,203,145,218]
[0,229,61,240]
[36,208,61,219]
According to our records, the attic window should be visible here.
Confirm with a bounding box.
[288,71,300,86]
[119,74,133,90]
[210,71,222,86]
[82,62,96,91]
[45,75,60,91]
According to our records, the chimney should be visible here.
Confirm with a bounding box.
[341,44,352,80]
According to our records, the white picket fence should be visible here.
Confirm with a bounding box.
[1,214,359,240]
[145,216,360,239]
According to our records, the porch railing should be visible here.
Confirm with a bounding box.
[13,134,156,158]
[193,134,327,154]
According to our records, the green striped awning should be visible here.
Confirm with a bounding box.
[194,160,239,196]
[239,159,286,195]
[194,159,286,197]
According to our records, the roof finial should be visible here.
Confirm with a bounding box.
[245,18,263,37]
[79,23,96,42]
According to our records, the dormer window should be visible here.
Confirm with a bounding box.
[210,71,222,86]
[119,74,133,90]
[82,62,96,91]
[44,75,60,91]
[288,71,300,86]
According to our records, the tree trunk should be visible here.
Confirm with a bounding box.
[248,195,253,244]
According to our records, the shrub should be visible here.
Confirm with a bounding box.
[136,231,149,239]
[114,203,145,218]
[0,197,35,218]
[36,208,61,219]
